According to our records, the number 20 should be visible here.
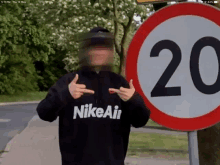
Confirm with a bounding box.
[150,36,220,97]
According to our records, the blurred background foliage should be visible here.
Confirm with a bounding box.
[0,0,153,95]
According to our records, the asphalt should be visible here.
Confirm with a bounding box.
[0,101,190,165]
[0,103,38,151]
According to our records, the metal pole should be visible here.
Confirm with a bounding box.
[187,131,200,165]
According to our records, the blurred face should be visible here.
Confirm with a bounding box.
[88,46,113,66]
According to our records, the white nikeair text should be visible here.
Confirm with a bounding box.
[73,104,122,119]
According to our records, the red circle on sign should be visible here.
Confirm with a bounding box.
[126,2,220,131]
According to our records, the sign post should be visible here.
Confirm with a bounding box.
[188,131,199,165]
[126,2,220,165]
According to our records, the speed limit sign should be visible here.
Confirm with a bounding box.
[126,2,220,131]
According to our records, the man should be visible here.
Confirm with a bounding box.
[36,27,151,165]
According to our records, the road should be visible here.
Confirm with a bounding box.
[0,103,38,151]
[0,103,187,152]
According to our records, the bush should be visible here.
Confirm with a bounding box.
[35,44,69,91]
[0,54,39,95]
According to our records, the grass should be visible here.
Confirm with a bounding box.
[0,91,47,103]
[127,132,189,160]
[146,118,162,127]
[127,150,189,160]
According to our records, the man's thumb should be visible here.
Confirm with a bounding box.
[72,74,79,83]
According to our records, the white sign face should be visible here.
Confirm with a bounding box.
[138,15,220,118]
[127,2,220,131]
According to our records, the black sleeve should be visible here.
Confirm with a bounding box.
[36,73,74,122]
[120,77,151,128]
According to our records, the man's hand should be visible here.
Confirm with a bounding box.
[68,74,95,99]
[109,79,135,102]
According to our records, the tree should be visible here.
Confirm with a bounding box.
[26,0,153,76]
[34,43,69,91]
[0,0,55,94]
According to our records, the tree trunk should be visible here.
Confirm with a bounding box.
[118,48,126,77]
[119,48,127,77]
[153,2,167,11]
[198,123,220,165]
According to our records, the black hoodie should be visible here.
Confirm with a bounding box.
[36,66,151,165]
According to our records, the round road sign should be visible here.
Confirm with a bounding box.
[126,2,220,131]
